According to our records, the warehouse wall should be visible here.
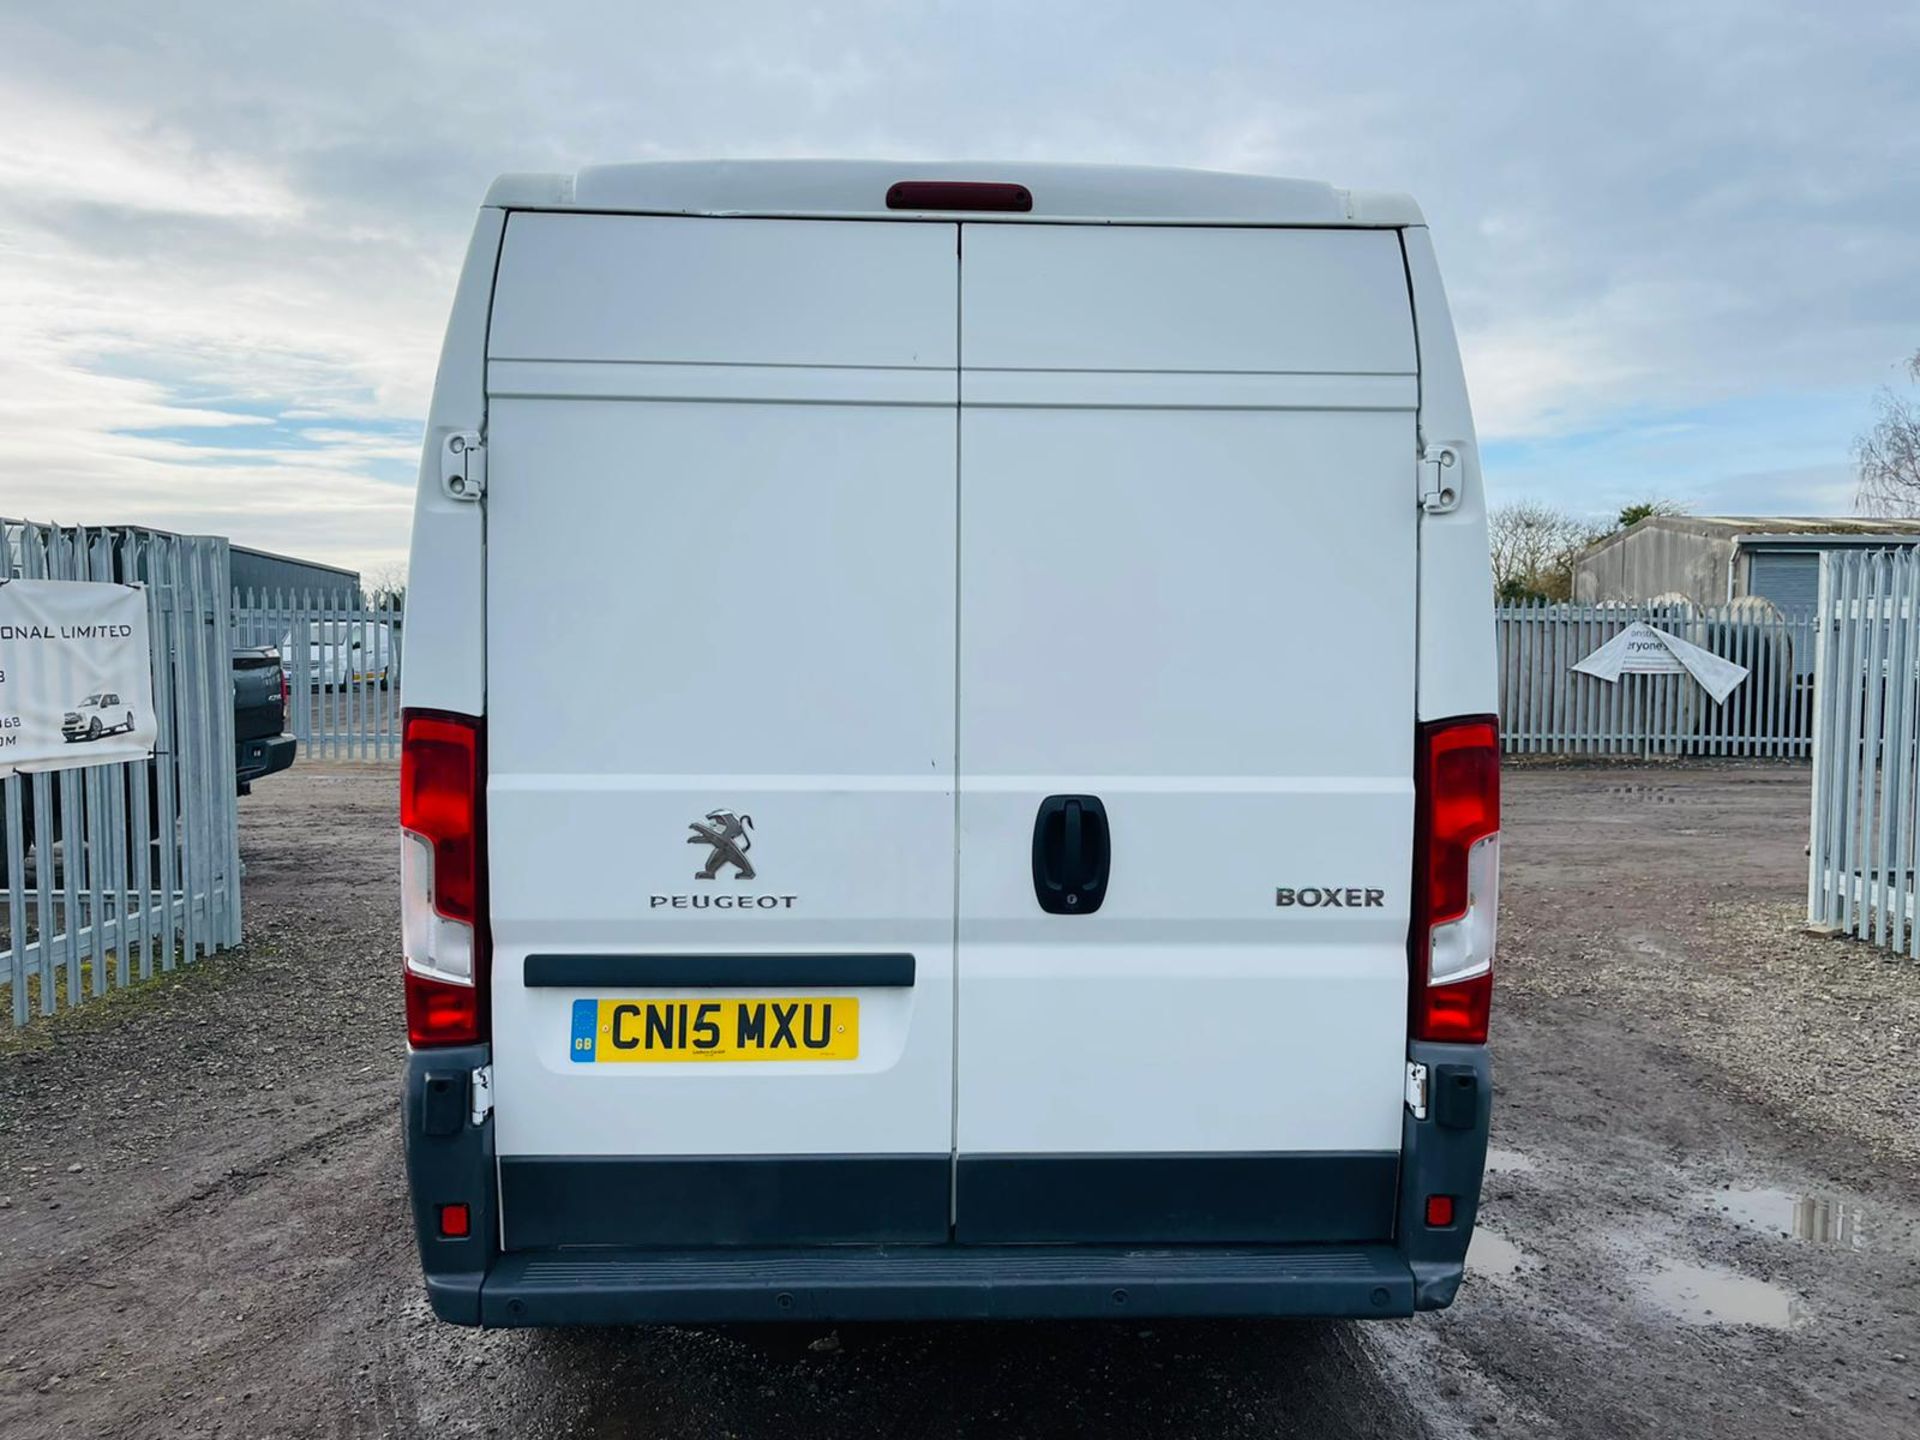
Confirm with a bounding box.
[230,548,360,602]
[1573,526,1734,605]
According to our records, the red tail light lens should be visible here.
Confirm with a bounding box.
[401,710,487,1047]
[1411,717,1500,1043]
[401,713,480,922]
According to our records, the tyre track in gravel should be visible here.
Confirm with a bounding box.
[0,1107,415,1438]
[1,1101,393,1311]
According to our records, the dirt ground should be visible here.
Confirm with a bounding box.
[1,761,1916,1439]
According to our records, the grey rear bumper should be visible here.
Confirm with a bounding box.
[480,1243,1416,1324]
[404,1041,1491,1326]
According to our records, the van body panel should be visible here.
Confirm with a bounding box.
[483,217,960,1208]
[404,164,1498,1321]
[484,159,1425,227]
[1402,227,1500,722]
[498,1155,951,1247]
[489,212,957,369]
[959,224,1415,375]
[954,1152,1398,1244]
[953,224,1417,1175]
[402,208,502,716]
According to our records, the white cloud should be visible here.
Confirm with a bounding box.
[0,0,1914,573]
[0,81,302,220]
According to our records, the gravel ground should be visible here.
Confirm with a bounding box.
[0,760,1916,1438]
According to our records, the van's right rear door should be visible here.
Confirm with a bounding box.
[954,223,1420,1243]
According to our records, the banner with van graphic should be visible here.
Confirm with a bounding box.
[0,579,158,774]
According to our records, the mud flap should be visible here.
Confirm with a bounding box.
[1397,1040,1493,1310]
[402,1043,496,1325]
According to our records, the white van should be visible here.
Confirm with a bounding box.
[399,162,1499,1326]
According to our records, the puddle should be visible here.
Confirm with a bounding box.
[1644,1259,1801,1329]
[1484,1147,1537,1175]
[1466,1227,1530,1282]
[1706,1186,1918,1255]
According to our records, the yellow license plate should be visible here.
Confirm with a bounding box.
[569,996,858,1063]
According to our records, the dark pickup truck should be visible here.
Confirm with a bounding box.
[234,646,297,792]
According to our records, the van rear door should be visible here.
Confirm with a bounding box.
[482,214,960,1247]
[953,224,1419,1243]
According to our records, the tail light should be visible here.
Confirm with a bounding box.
[1411,717,1499,1044]
[279,667,290,713]
[401,709,487,1047]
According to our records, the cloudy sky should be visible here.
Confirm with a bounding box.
[2,1,1916,576]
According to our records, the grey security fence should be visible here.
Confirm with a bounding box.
[2,520,242,1028]
[1497,600,1816,758]
[1806,548,1920,953]
[232,590,402,760]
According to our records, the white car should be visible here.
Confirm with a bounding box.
[62,691,136,742]
[399,162,1499,1328]
[280,622,394,690]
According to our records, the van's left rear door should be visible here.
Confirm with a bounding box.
[482,214,960,1248]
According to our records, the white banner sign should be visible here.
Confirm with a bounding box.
[1571,620,1749,704]
[0,579,159,774]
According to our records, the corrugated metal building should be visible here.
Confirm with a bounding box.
[1573,516,1920,609]
[230,544,360,602]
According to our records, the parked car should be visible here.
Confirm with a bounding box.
[61,691,136,742]
[233,645,296,793]
[398,162,1499,1328]
[280,621,394,690]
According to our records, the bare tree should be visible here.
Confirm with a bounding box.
[1488,501,1608,603]
[1856,350,1920,516]
[365,561,408,609]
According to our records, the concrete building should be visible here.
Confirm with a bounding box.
[1573,516,1920,610]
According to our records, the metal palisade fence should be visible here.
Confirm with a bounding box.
[238,594,1815,764]
[2,520,242,1027]
[232,589,403,759]
[1807,548,1920,953]
[1497,600,1816,758]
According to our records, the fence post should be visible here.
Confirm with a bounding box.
[1809,553,1837,927]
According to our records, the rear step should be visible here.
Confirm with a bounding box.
[481,1245,1415,1324]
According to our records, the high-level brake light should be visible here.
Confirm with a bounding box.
[885,180,1033,212]
[401,710,487,1047]
[1411,717,1499,1044]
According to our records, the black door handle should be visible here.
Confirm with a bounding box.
[1032,795,1110,915]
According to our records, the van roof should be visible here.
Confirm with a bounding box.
[482,160,1424,227]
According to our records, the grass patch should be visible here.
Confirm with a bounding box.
[0,949,229,1058]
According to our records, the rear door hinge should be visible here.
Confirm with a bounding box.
[470,1063,494,1125]
[441,431,486,502]
[1419,442,1464,514]
[1405,1060,1429,1119]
